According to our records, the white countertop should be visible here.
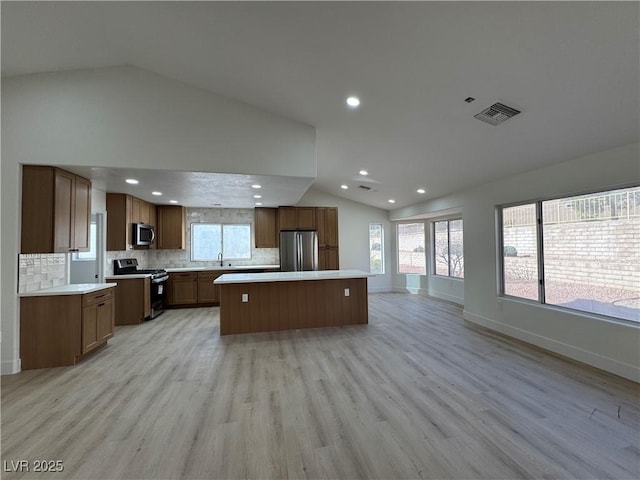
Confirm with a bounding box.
[166,265,280,272]
[105,274,152,279]
[214,269,372,284]
[19,283,117,297]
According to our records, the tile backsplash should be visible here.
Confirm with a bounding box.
[105,208,279,274]
[148,207,279,269]
[150,247,279,269]
[105,250,150,276]
[18,253,67,293]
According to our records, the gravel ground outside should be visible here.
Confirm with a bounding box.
[505,280,639,322]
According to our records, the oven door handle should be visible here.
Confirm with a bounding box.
[152,275,169,284]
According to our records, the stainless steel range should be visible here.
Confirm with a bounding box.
[113,258,169,319]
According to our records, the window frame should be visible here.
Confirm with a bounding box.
[396,222,427,275]
[72,221,97,261]
[498,184,640,324]
[369,223,385,275]
[431,217,464,279]
[190,222,252,262]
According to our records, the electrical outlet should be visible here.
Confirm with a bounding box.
[242,293,249,303]
[344,288,350,297]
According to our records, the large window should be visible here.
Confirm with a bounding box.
[500,186,640,322]
[397,223,426,274]
[433,219,464,278]
[191,223,251,261]
[369,223,384,274]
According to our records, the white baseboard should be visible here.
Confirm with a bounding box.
[390,286,427,295]
[368,285,393,293]
[391,286,410,293]
[463,310,640,383]
[1,358,21,375]
[427,290,464,306]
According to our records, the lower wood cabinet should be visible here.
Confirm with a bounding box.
[108,277,151,325]
[167,272,198,305]
[82,297,114,354]
[20,286,115,370]
[197,271,223,303]
[166,269,262,307]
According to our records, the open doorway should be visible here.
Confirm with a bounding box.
[70,213,104,283]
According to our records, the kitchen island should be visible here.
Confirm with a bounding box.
[214,270,371,335]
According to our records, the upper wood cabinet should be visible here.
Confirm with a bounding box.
[106,193,132,251]
[254,207,278,248]
[73,176,92,251]
[318,246,340,270]
[106,193,157,251]
[316,207,338,248]
[278,206,316,230]
[157,205,186,249]
[21,166,92,254]
[131,196,156,226]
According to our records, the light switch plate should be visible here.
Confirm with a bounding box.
[344,288,350,297]
[242,293,249,302]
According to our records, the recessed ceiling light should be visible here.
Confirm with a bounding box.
[169,200,178,204]
[251,184,262,189]
[253,194,262,199]
[359,170,368,176]
[341,185,349,190]
[125,178,139,185]
[152,191,163,196]
[417,188,426,194]
[388,199,396,204]
[255,202,263,206]
[346,96,360,107]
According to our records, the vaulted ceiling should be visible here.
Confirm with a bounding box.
[2,2,638,210]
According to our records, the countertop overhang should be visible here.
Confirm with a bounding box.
[105,274,152,279]
[19,283,117,297]
[214,269,372,285]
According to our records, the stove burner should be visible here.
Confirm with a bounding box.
[135,269,167,275]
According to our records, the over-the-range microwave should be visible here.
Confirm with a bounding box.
[133,223,155,246]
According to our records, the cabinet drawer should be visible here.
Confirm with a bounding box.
[82,288,113,307]
[197,271,221,281]
[171,272,197,280]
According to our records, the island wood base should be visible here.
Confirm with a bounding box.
[219,277,368,335]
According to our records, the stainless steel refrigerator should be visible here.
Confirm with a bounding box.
[279,230,318,271]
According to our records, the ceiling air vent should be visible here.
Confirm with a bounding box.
[474,102,521,126]
[359,185,372,191]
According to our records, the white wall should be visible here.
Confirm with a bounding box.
[461,143,639,381]
[92,187,106,215]
[1,66,317,374]
[2,66,316,177]
[297,188,393,292]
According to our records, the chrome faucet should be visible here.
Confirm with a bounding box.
[218,252,223,267]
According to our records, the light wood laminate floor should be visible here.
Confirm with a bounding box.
[2,293,639,479]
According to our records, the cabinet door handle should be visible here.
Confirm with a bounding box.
[94,294,107,299]
[98,302,105,307]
